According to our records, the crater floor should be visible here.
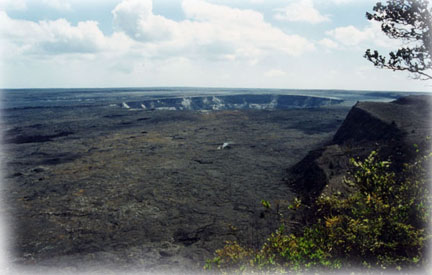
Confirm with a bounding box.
[3,105,350,273]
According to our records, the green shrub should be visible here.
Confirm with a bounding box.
[205,150,431,273]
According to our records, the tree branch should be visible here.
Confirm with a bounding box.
[364,0,432,80]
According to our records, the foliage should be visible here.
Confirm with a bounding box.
[288,197,302,210]
[364,0,432,80]
[205,150,431,273]
[314,151,431,269]
[261,200,271,209]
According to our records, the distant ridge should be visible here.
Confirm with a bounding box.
[2,87,423,110]
[121,94,343,111]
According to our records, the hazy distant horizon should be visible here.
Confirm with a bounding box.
[1,86,430,95]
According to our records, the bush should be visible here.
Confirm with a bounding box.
[205,150,431,273]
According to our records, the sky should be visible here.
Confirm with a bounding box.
[0,0,431,92]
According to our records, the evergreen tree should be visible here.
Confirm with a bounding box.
[364,0,432,80]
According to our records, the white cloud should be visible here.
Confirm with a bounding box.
[326,0,354,4]
[318,38,338,49]
[265,69,287,77]
[42,0,72,11]
[0,0,26,10]
[38,20,106,53]
[0,0,319,88]
[316,0,366,4]
[112,0,315,62]
[112,0,176,42]
[1,0,315,62]
[183,0,263,24]
[274,0,330,24]
[0,11,108,56]
[325,21,402,49]
[325,25,368,46]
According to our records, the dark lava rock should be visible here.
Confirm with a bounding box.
[5,131,74,144]
[288,95,432,204]
[32,168,45,173]
[3,105,351,273]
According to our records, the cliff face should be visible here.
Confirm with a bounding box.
[288,95,432,202]
[122,94,343,111]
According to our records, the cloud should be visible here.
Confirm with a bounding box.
[182,0,264,24]
[325,22,402,49]
[324,0,354,4]
[315,0,364,5]
[325,25,368,46]
[265,69,287,77]
[112,0,315,63]
[112,0,176,42]
[0,0,26,10]
[38,20,106,53]
[42,0,72,11]
[274,0,330,24]
[0,11,108,56]
[318,38,338,49]
[0,0,317,86]
[1,0,315,63]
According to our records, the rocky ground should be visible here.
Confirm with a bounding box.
[1,104,350,273]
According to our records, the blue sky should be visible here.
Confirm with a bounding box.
[0,0,431,92]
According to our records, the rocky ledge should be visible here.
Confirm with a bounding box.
[288,95,432,203]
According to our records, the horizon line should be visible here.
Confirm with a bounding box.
[0,86,429,94]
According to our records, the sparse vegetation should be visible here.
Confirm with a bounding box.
[205,150,431,273]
